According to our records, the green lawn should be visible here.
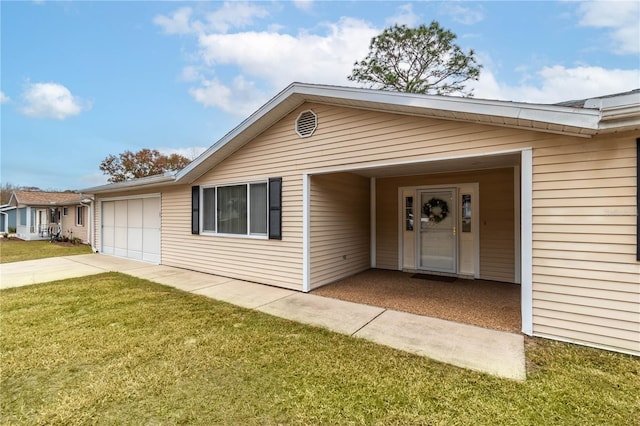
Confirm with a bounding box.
[1,273,638,425]
[0,239,93,263]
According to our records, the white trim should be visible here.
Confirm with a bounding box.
[514,165,521,284]
[302,173,310,292]
[521,149,533,336]
[99,193,161,202]
[80,199,93,249]
[304,148,526,177]
[198,180,269,237]
[370,177,376,268]
[198,232,268,240]
[82,174,174,194]
[397,187,405,271]
[471,182,480,279]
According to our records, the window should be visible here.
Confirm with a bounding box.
[18,208,26,226]
[249,183,267,234]
[200,182,268,236]
[202,187,216,232]
[218,185,247,234]
[63,207,69,216]
[76,206,84,226]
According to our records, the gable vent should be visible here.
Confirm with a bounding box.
[295,110,317,138]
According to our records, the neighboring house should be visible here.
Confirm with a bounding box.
[0,204,17,233]
[83,83,640,357]
[8,190,93,243]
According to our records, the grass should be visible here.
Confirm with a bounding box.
[0,239,93,263]
[1,273,639,425]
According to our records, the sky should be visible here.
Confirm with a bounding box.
[1,1,639,191]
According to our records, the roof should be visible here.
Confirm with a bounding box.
[555,89,640,108]
[83,82,640,194]
[9,190,92,207]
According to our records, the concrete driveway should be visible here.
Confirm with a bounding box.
[0,253,526,380]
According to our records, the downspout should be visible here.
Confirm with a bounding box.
[80,194,95,252]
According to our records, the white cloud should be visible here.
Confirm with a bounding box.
[472,65,640,103]
[577,1,640,54]
[19,82,90,119]
[292,0,314,12]
[180,65,203,82]
[189,75,269,116]
[185,17,376,114]
[156,4,379,114]
[0,91,10,104]
[385,4,420,27]
[159,3,637,115]
[153,6,194,35]
[204,2,270,33]
[154,2,269,35]
[441,4,485,25]
[158,146,208,160]
[78,173,110,188]
[197,17,374,82]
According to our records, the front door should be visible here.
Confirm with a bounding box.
[418,189,457,273]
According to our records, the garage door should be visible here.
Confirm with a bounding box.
[101,196,160,263]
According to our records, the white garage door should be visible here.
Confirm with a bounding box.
[101,196,161,263]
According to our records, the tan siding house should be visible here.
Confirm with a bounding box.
[9,190,92,243]
[84,83,640,357]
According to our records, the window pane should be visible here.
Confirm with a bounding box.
[217,185,247,234]
[202,188,216,232]
[250,183,267,234]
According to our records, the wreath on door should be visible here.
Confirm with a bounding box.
[422,198,449,223]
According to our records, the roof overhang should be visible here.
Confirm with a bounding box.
[589,91,640,133]
[82,83,639,192]
[81,173,176,194]
[175,83,610,184]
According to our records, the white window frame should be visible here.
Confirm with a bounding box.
[76,206,84,227]
[200,180,268,238]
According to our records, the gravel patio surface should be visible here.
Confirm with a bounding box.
[312,269,521,333]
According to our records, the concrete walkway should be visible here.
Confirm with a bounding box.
[0,254,526,380]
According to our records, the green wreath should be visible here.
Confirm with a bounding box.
[422,198,449,223]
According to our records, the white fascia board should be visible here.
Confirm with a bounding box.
[293,83,602,129]
[585,91,640,109]
[175,82,606,183]
[598,104,640,131]
[80,173,176,194]
[176,84,303,183]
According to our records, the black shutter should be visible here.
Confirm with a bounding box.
[268,178,282,240]
[191,186,200,235]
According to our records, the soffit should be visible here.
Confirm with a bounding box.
[316,152,522,179]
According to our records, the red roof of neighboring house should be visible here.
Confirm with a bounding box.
[10,190,92,207]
